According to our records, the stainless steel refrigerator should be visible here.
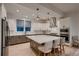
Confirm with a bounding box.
[1,17,10,56]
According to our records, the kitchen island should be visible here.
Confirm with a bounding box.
[26,35,60,55]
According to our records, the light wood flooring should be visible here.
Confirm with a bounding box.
[6,42,79,56]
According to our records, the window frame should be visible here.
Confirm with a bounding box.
[25,21,31,32]
[16,19,31,32]
[16,19,24,32]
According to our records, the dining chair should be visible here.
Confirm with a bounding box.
[38,41,53,56]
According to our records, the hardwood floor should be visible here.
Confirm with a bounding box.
[6,43,35,56]
[6,42,79,56]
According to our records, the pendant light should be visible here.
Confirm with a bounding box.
[36,8,40,20]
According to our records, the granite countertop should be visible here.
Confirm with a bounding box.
[26,35,60,44]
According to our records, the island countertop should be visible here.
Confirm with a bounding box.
[26,35,60,44]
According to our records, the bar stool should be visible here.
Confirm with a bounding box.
[51,39,60,56]
[59,37,65,54]
[38,41,53,56]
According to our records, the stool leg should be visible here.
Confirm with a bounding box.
[38,51,40,56]
[54,48,56,56]
[49,52,51,56]
[63,45,65,54]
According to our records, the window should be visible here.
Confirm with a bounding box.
[16,20,24,32]
[25,21,31,31]
[16,20,31,32]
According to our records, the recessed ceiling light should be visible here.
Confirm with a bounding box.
[16,9,20,12]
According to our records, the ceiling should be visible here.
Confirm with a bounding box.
[53,3,79,15]
[4,3,79,19]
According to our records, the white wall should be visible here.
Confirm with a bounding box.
[7,18,60,36]
[70,16,78,36]
[63,15,79,46]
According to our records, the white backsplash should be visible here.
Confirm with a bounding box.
[7,18,60,36]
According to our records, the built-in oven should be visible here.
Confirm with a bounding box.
[60,29,69,43]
